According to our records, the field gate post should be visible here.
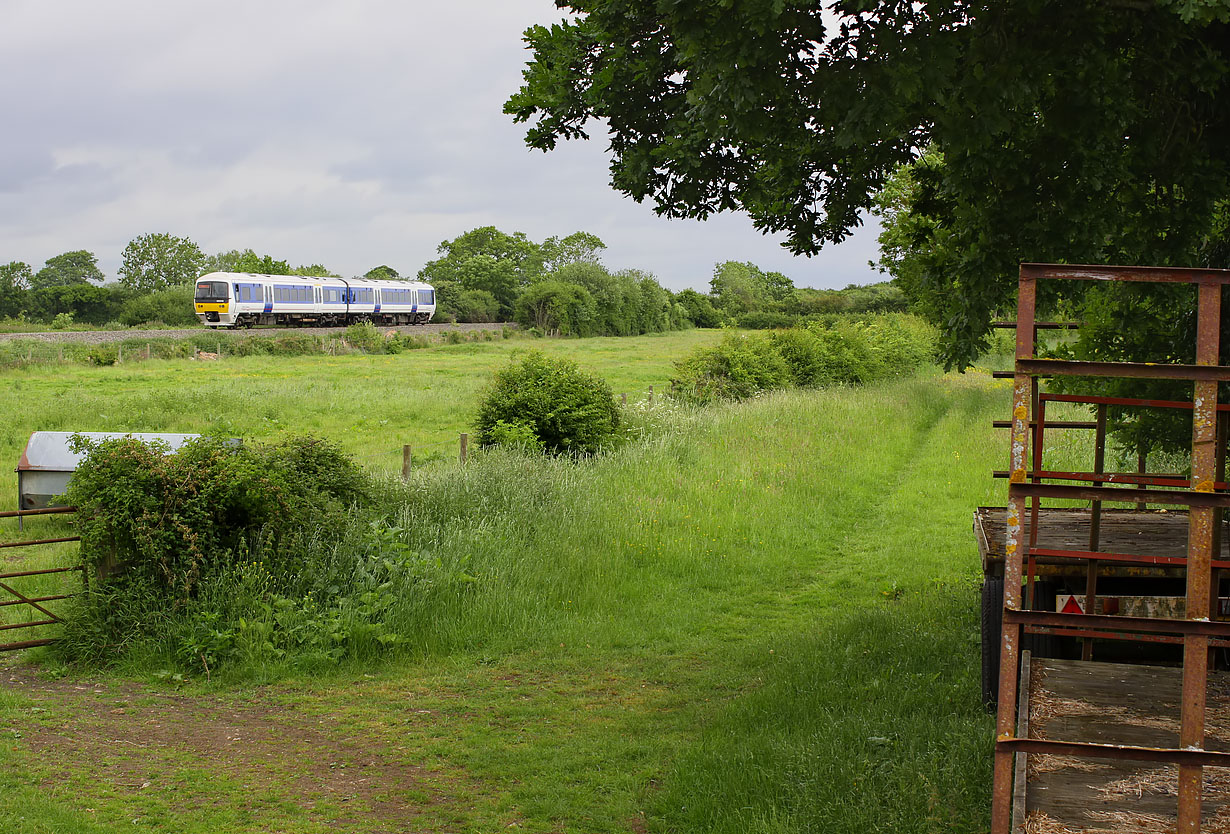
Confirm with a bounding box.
[402,444,412,480]
[460,433,469,464]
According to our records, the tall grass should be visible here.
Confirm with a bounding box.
[3,347,1016,831]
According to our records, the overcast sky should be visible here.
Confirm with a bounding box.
[0,0,883,292]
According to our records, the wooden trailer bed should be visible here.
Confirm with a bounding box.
[1020,655,1230,833]
[976,507,1230,581]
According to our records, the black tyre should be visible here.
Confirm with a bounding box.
[1024,580,1058,659]
[981,575,1003,709]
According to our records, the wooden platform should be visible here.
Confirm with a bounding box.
[976,507,1230,579]
[1022,657,1230,832]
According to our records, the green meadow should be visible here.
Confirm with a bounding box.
[0,331,1019,832]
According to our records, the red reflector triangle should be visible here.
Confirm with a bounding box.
[1060,595,1084,615]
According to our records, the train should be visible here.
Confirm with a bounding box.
[193,271,436,328]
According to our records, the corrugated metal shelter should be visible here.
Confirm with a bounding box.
[16,431,202,510]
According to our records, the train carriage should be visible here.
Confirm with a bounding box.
[194,272,436,328]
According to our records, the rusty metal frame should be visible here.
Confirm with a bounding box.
[0,506,82,651]
[991,263,1230,833]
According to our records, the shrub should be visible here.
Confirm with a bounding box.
[87,345,118,366]
[860,313,939,373]
[768,328,828,387]
[345,322,385,353]
[452,289,501,323]
[669,332,793,404]
[736,311,797,330]
[810,324,879,385]
[485,419,545,454]
[475,352,620,455]
[119,285,199,328]
[670,315,939,403]
[60,435,376,666]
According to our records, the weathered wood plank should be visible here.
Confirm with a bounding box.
[1025,658,1230,832]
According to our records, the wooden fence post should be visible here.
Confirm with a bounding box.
[621,392,627,406]
[146,343,151,360]
[57,345,63,362]
[402,444,413,480]
[648,384,654,404]
[459,433,469,464]
[117,345,122,363]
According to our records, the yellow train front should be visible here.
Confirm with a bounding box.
[194,272,436,328]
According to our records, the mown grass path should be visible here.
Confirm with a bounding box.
[0,368,1010,833]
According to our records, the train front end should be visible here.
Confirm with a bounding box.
[194,276,234,327]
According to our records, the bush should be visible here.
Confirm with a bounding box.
[87,345,118,366]
[736,311,797,330]
[475,352,620,455]
[670,315,939,403]
[119,285,197,327]
[452,289,501,323]
[669,331,794,404]
[60,435,377,667]
[345,322,385,353]
[810,324,880,385]
[768,328,828,387]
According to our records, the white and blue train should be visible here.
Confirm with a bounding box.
[193,272,436,329]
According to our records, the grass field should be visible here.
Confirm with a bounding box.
[0,333,1026,832]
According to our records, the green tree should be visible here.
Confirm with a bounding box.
[419,227,543,318]
[452,289,501,323]
[514,280,597,335]
[364,265,400,280]
[0,261,32,293]
[118,233,205,293]
[0,261,32,319]
[293,263,339,277]
[32,250,104,289]
[233,251,292,275]
[675,289,722,328]
[540,231,606,273]
[202,250,244,274]
[507,1,1230,368]
[25,284,128,325]
[710,261,792,316]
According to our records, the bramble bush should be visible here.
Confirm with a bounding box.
[475,351,620,455]
[58,435,422,672]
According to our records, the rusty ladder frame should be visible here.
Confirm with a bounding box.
[991,263,1230,833]
[0,506,83,651]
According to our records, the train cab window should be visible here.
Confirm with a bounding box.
[195,281,228,301]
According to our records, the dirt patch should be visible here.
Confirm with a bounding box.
[0,664,486,831]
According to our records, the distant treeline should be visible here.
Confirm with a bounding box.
[0,229,905,332]
[418,227,906,333]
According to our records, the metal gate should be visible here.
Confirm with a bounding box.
[0,506,84,651]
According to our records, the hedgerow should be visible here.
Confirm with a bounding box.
[670,314,938,404]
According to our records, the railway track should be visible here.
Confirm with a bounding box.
[0,322,514,345]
